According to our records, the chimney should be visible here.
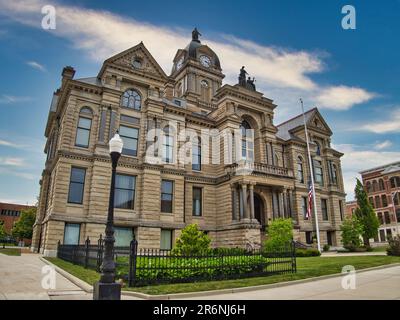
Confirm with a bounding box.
[61,66,75,86]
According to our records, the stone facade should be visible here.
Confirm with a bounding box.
[32,30,346,256]
[360,161,400,242]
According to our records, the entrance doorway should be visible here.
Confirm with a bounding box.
[253,193,265,230]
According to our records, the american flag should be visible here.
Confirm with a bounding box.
[306,181,313,219]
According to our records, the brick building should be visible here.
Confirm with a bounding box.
[345,200,357,218]
[32,30,346,256]
[0,202,35,237]
[360,161,400,242]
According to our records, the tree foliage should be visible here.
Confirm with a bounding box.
[340,215,364,251]
[12,207,36,239]
[354,178,379,247]
[264,218,293,251]
[171,223,211,255]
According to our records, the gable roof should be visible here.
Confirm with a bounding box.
[276,107,332,141]
[98,42,168,79]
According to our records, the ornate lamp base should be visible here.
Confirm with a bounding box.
[93,281,121,300]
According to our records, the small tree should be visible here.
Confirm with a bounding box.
[171,223,211,255]
[0,221,6,238]
[264,218,293,251]
[340,215,363,251]
[354,178,379,247]
[12,207,36,240]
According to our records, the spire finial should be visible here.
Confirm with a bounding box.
[192,27,201,42]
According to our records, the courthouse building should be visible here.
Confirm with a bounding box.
[32,29,346,256]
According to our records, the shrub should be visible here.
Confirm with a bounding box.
[171,224,211,256]
[323,244,330,252]
[340,216,363,251]
[264,218,293,251]
[387,236,400,256]
[295,248,321,257]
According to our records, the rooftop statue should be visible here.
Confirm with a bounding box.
[238,66,256,91]
[192,28,201,42]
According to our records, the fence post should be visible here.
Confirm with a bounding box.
[292,241,297,273]
[57,240,60,258]
[128,239,138,287]
[97,234,103,272]
[85,237,90,269]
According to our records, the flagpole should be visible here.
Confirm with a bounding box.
[300,98,321,252]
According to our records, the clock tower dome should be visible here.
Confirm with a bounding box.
[170,28,224,106]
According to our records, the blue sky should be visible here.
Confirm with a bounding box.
[0,0,399,204]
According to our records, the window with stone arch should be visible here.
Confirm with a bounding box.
[240,120,254,162]
[366,181,372,193]
[297,156,304,183]
[372,180,378,192]
[75,106,93,148]
[121,89,141,110]
[200,79,211,102]
[162,126,175,164]
[379,179,385,191]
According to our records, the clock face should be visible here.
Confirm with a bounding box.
[199,55,211,68]
[176,57,184,70]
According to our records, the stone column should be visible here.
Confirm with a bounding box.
[242,183,249,219]
[282,189,288,218]
[98,106,107,143]
[239,188,244,219]
[249,184,255,220]
[278,191,284,218]
[231,184,239,221]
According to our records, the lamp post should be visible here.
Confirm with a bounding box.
[391,191,399,237]
[93,132,123,300]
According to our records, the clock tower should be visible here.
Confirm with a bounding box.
[170,28,224,107]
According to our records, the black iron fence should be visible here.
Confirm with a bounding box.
[57,237,296,287]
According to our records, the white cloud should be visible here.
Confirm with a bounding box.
[315,86,375,110]
[333,143,400,200]
[374,140,393,150]
[26,60,46,72]
[359,108,400,134]
[0,157,26,167]
[0,94,32,104]
[0,0,375,115]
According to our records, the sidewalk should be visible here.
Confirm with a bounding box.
[0,253,139,300]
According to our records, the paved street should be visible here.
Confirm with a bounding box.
[0,253,138,300]
[182,265,400,300]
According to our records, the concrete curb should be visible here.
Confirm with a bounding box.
[40,257,93,293]
[121,262,400,300]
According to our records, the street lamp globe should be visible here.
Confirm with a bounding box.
[109,132,123,154]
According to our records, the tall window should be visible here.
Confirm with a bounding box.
[331,164,338,185]
[192,187,202,216]
[162,126,174,164]
[314,160,324,185]
[63,223,80,245]
[379,179,385,191]
[369,196,375,208]
[192,137,201,171]
[297,157,304,183]
[161,180,173,213]
[160,229,173,250]
[375,195,381,208]
[68,167,86,204]
[372,180,378,192]
[119,125,139,156]
[75,107,92,148]
[339,200,344,221]
[384,211,391,224]
[377,212,384,225]
[240,120,254,162]
[200,79,210,102]
[382,195,388,207]
[390,176,400,188]
[301,196,308,219]
[321,199,329,221]
[114,227,133,247]
[366,181,372,193]
[114,174,136,209]
[121,89,141,110]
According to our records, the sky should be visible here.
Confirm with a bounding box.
[0,0,399,205]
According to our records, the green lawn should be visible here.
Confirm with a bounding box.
[45,255,400,295]
[0,248,21,256]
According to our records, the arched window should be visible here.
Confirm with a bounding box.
[192,136,201,171]
[314,141,321,156]
[369,197,375,208]
[382,195,388,207]
[162,126,174,164]
[297,156,304,183]
[121,89,141,110]
[200,79,210,102]
[366,181,372,193]
[379,179,385,191]
[390,176,400,188]
[372,180,378,192]
[75,107,93,148]
[240,120,254,162]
